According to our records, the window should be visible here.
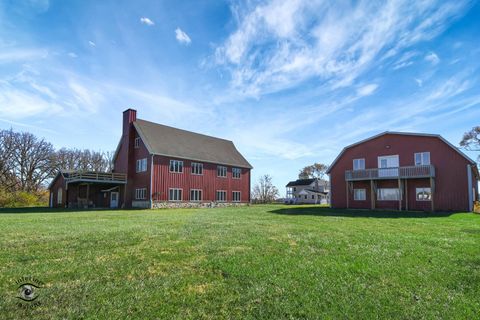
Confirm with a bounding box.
[191,162,203,175]
[134,137,140,149]
[293,187,296,191]
[353,158,365,170]
[217,165,227,177]
[415,152,430,166]
[312,195,315,200]
[216,190,226,202]
[232,191,241,202]
[57,188,62,204]
[354,189,366,201]
[135,188,147,200]
[169,160,183,173]
[377,188,401,201]
[416,188,432,201]
[136,158,147,172]
[190,189,202,202]
[304,195,307,199]
[169,188,182,201]
[232,168,241,179]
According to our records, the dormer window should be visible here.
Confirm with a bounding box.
[414,152,430,166]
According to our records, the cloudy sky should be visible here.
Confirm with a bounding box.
[1,0,479,195]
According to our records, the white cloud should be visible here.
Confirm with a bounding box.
[0,48,48,64]
[415,78,423,87]
[175,28,191,45]
[356,84,378,97]
[67,52,78,58]
[140,17,155,26]
[425,52,440,65]
[215,0,470,97]
[88,41,96,47]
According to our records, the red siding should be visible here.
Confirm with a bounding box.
[151,155,251,203]
[50,174,66,208]
[329,134,477,211]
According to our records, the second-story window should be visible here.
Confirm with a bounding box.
[170,160,184,173]
[353,158,365,170]
[232,168,241,179]
[136,158,147,172]
[191,162,203,175]
[414,152,430,166]
[134,137,140,148]
[217,165,227,177]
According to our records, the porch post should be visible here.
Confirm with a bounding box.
[398,178,401,211]
[405,179,408,211]
[430,177,435,212]
[370,180,375,210]
[86,183,90,208]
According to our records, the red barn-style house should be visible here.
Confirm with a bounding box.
[327,132,479,212]
[49,109,252,209]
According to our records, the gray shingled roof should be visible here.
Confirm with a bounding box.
[133,119,253,169]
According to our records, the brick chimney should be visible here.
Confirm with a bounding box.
[123,108,137,137]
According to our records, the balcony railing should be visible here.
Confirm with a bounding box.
[345,165,435,181]
[66,171,127,184]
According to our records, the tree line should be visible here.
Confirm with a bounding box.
[0,129,113,206]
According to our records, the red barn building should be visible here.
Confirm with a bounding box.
[327,132,479,212]
[49,109,252,209]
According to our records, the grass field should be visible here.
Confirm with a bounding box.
[1,205,479,319]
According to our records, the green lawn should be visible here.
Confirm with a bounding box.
[1,205,479,319]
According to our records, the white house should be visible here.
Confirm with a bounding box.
[285,178,330,204]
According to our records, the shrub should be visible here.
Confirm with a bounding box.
[0,189,49,208]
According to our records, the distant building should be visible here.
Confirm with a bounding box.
[285,178,330,204]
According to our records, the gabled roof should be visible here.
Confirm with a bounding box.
[286,178,329,187]
[326,131,476,174]
[133,119,253,169]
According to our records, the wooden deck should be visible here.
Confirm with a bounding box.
[65,172,127,184]
[345,165,435,181]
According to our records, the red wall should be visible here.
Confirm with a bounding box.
[329,134,477,211]
[151,155,251,203]
[50,174,66,208]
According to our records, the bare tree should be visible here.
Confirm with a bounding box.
[11,131,56,192]
[460,126,480,163]
[54,148,113,172]
[0,129,17,191]
[252,174,279,203]
[299,163,329,179]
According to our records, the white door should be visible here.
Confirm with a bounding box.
[110,192,119,208]
[378,155,399,177]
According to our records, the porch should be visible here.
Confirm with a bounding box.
[64,172,127,209]
[344,166,436,211]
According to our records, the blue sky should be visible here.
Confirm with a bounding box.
[1,0,479,196]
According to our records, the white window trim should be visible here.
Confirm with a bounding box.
[414,152,431,166]
[191,162,203,175]
[135,188,147,200]
[168,188,183,201]
[216,190,227,202]
[57,188,63,204]
[136,158,147,173]
[217,165,227,178]
[353,189,366,201]
[134,137,140,149]
[169,160,184,173]
[377,188,401,201]
[416,187,432,202]
[232,168,241,179]
[353,158,365,171]
[190,189,202,202]
[377,155,400,168]
[232,191,241,202]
